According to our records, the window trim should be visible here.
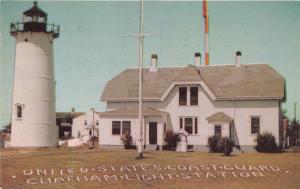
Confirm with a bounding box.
[17,105,22,118]
[179,86,199,106]
[112,121,121,135]
[194,118,198,134]
[15,103,24,120]
[179,117,199,135]
[180,118,183,129]
[214,125,222,137]
[111,120,132,136]
[250,116,260,134]
[179,87,187,106]
[190,87,198,105]
[121,121,131,135]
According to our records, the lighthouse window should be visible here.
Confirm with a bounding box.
[39,17,46,23]
[33,15,38,22]
[84,120,87,126]
[17,106,22,118]
[24,16,32,22]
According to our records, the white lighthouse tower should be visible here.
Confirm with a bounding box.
[10,1,59,147]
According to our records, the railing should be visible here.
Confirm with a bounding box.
[10,22,60,38]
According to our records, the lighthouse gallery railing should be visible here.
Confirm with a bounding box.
[10,22,60,38]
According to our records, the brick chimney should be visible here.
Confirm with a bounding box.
[150,54,158,72]
[235,51,242,67]
[194,52,201,67]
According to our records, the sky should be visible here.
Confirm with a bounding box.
[0,1,300,128]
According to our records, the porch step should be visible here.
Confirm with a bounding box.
[144,145,159,151]
[231,147,244,155]
[285,145,300,152]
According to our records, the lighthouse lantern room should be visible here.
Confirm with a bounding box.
[10,1,59,147]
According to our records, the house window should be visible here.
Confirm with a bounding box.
[84,120,87,126]
[184,118,193,134]
[122,121,131,135]
[77,130,81,138]
[96,120,99,126]
[180,118,183,129]
[112,121,121,135]
[214,125,222,137]
[17,106,22,118]
[251,117,260,134]
[190,87,198,105]
[179,117,198,135]
[179,87,187,105]
[194,118,198,134]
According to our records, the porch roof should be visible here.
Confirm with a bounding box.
[98,107,168,118]
[207,112,233,124]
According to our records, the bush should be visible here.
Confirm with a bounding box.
[255,132,279,153]
[164,130,180,150]
[218,137,235,156]
[208,135,221,152]
[208,136,235,156]
[121,132,133,149]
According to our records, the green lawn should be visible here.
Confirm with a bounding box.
[1,147,299,189]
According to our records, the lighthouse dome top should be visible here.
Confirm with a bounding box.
[23,1,47,17]
[10,1,59,38]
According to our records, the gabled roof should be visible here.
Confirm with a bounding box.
[99,107,168,117]
[101,64,285,102]
[199,64,285,100]
[207,112,233,123]
[101,65,201,101]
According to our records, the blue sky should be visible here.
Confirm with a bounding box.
[1,1,299,128]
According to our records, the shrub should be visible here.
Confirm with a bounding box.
[255,132,279,153]
[208,135,221,152]
[121,132,133,149]
[164,130,180,150]
[218,137,235,156]
[208,136,235,156]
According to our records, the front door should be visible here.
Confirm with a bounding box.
[149,122,157,144]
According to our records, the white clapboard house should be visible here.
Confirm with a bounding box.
[98,52,285,151]
[71,110,100,144]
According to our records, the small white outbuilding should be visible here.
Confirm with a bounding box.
[72,110,100,144]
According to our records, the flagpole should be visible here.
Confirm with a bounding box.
[137,0,144,159]
[203,0,209,65]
